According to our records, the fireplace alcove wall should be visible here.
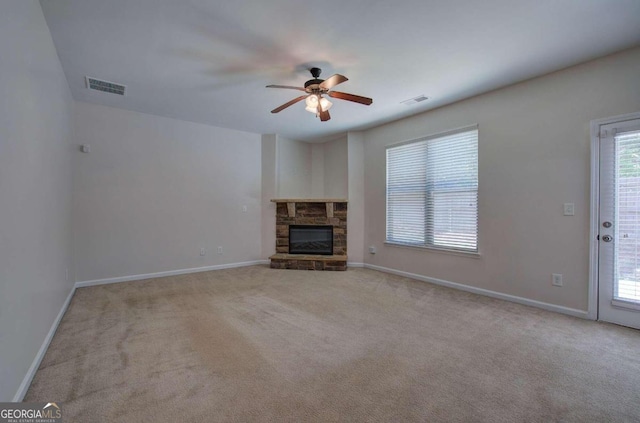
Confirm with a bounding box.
[269,199,347,271]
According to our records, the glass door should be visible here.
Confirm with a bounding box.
[598,118,640,329]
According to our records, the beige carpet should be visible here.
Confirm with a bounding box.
[25,265,640,422]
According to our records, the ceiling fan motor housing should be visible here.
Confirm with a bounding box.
[304,79,324,91]
[304,67,324,92]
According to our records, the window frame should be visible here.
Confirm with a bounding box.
[385,125,479,256]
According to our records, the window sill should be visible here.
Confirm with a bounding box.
[384,241,481,258]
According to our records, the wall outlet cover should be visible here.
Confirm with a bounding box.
[563,203,575,216]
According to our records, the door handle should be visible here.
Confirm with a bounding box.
[602,235,613,242]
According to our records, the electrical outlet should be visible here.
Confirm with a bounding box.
[242,205,247,212]
[218,246,223,255]
[552,273,563,287]
[369,245,376,254]
[200,248,206,256]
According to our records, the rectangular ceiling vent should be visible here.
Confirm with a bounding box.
[85,76,126,96]
[401,95,429,106]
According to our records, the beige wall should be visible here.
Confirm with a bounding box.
[261,134,278,259]
[311,143,325,197]
[0,1,75,401]
[323,137,349,198]
[275,136,349,200]
[276,136,312,197]
[73,102,262,282]
[363,47,640,312]
[347,132,365,264]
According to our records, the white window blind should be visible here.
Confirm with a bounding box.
[386,128,478,252]
[615,129,640,302]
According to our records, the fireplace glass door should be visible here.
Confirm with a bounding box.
[289,225,333,255]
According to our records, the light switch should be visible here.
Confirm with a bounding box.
[563,203,574,216]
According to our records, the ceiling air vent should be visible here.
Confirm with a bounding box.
[401,95,429,106]
[85,76,126,96]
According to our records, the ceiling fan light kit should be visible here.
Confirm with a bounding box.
[267,67,373,122]
[304,94,332,114]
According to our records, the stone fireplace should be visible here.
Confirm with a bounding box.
[269,199,347,271]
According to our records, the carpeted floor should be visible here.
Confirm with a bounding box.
[25,265,640,422]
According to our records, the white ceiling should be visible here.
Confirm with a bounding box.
[40,0,640,142]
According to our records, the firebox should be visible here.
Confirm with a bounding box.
[289,225,333,255]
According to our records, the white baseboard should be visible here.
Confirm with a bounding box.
[347,262,364,268]
[13,285,76,402]
[75,260,269,288]
[364,264,589,319]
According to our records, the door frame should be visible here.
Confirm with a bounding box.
[589,111,640,321]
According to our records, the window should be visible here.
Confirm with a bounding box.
[386,127,478,253]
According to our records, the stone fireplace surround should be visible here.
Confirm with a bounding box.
[269,199,347,271]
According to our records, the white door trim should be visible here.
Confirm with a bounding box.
[589,111,640,321]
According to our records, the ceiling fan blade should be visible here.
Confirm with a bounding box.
[266,85,306,92]
[316,96,330,121]
[328,91,373,105]
[271,95,308,113]
[319,74,348,90]
[319,109,331,122]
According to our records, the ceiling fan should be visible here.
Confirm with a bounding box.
[266,67,373,122]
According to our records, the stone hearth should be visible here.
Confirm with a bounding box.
[269,199,347,271]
